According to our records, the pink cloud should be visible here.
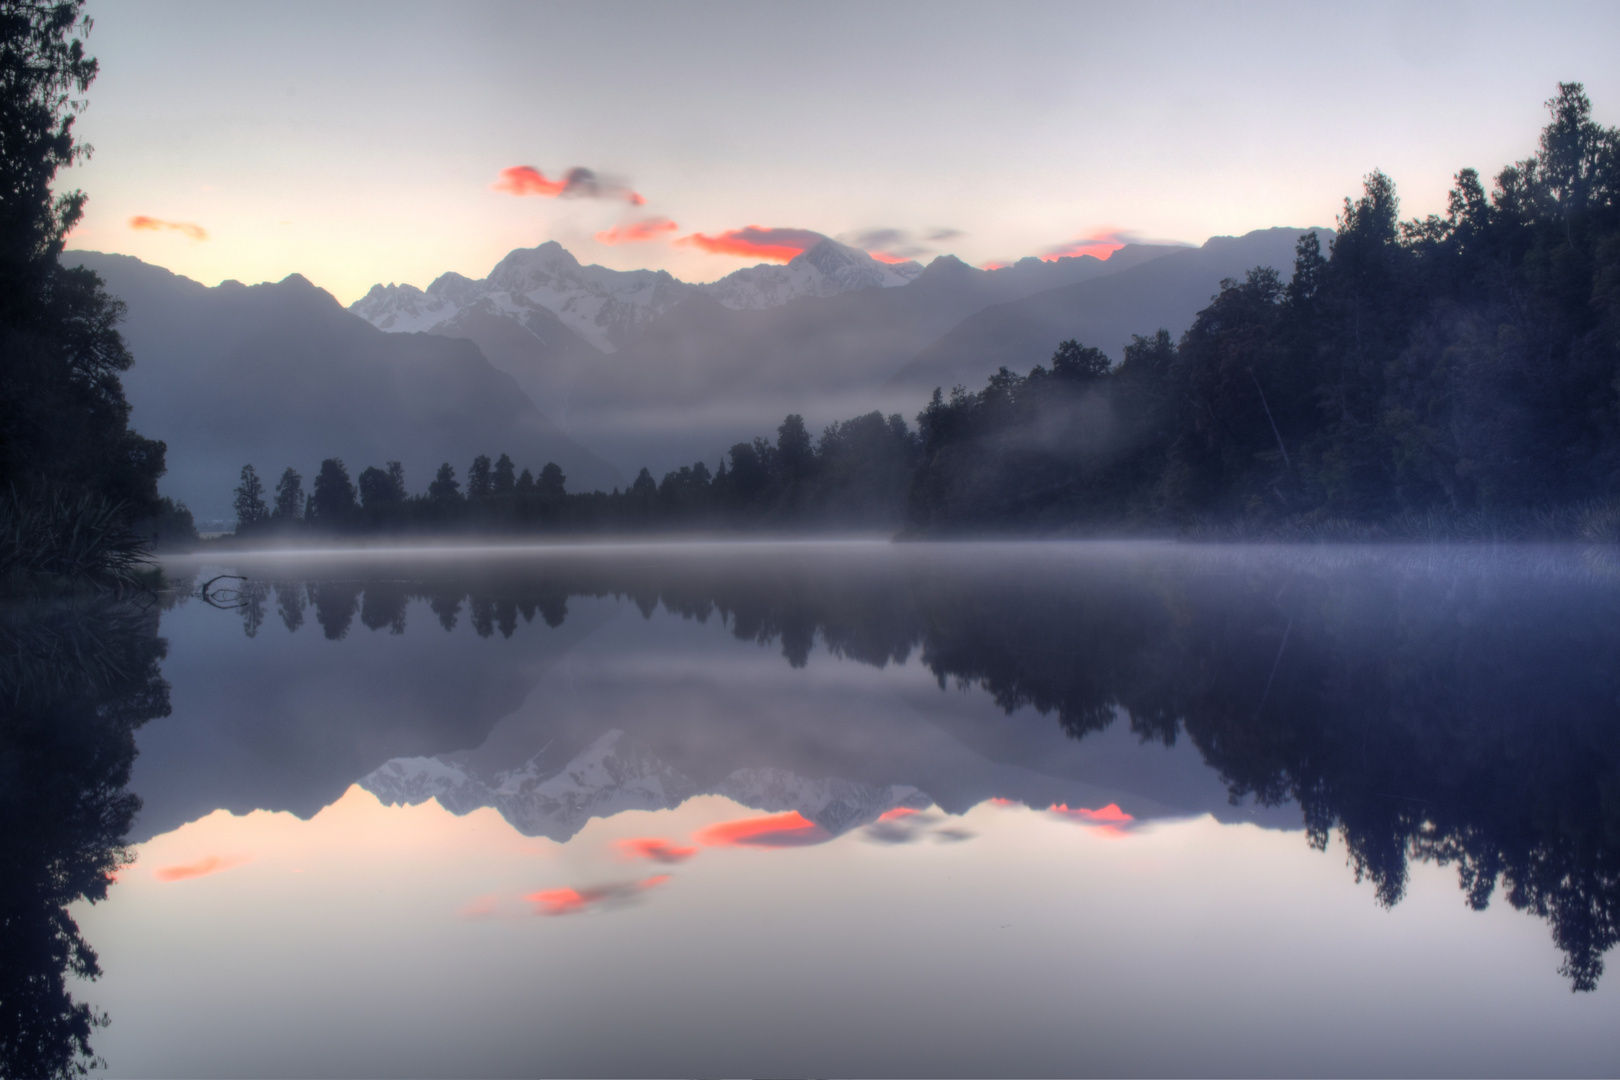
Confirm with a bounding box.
[153,854,247,882]
[526,874,671,917]
[617,836,698,864]
[129,215,207,241]
[492,165,645,205]
[595,217,679,245]
[1040,229,1132,262]
[693,810,832,848]
[677,225,827,263]
[1047,802,1136,837]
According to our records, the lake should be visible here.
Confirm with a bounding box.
[8,540,1620,1077]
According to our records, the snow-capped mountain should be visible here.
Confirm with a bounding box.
[348,239,923,353]
[359,728,927,842]
[350,241,693,354]
[699,240,922,311]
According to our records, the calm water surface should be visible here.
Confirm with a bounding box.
[10,541,1620,1077]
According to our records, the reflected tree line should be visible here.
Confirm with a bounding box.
[0,598,170,1078]
[214,550,1620,991]
[9,551,1620,1076]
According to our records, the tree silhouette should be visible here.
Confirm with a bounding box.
[309,458,357,527]
[0,0,166,529]
[232,464,268,530]
[467,454,493,500]
[272,468,303,520]
[428,463,459,501]
[492,453,515,496]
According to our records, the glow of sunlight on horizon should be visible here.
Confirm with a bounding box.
[57,0,1620,304]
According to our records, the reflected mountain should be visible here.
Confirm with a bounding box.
[163,542,1620,991]
[0,598,170,1079]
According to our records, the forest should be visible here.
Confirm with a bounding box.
[228,83,1620,541]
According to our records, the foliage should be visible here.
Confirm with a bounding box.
[0,491,152,592]
[0,1,166,546]
[226,408,920,539]
[909,84,1620,534]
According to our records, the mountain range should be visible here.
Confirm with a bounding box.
[346,230,1326,476]
[67,225,1327,519]
[65,252,623,523]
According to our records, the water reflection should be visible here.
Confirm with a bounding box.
[184,543,1620,992]
[0,597,169,1078]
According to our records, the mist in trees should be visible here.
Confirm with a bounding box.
[911,83,1620,533]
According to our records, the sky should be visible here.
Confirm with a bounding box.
[62,0,1620,305]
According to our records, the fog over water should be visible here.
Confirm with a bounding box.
[11,540,1620,1076]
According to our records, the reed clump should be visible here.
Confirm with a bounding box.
[0,494,155,596]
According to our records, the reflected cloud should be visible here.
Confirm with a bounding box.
[153,854,248,882]
[128,215,207,241]
[457,894,500,920]
[1048,802,1135,837]
[694,811,831,848]
[865,808,968,846]
[526,874,671,916]
[677,226,827,263]
[492,165,645,205]
[617,837,697,864]
[595,217,678,245]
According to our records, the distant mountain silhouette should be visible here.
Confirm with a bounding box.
[366,239,1183,474]
[890,227,1333,395]
[65,251,623,521]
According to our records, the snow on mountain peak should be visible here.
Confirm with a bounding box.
[357,729,926,842]
[348,238,926,349]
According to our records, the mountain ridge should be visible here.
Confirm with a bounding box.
[64,250,625,521]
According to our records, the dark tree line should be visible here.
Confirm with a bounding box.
[0,1,190,586]
[910,83,1620,534]
[230,410,920,536]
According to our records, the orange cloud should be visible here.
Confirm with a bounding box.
[526,874,671,916]
[980,260,1012,271]
[595,217,679,246]
[1041,229,1132,262]
[877,807,921,822]
[492,165,644,204]
[153,854,247,882]
[129,215,207,241]
[868,250,913,265]
[677,226,826,263]
[988,797,1018,806]
[693,810,832,848]
[617,836,698,864]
